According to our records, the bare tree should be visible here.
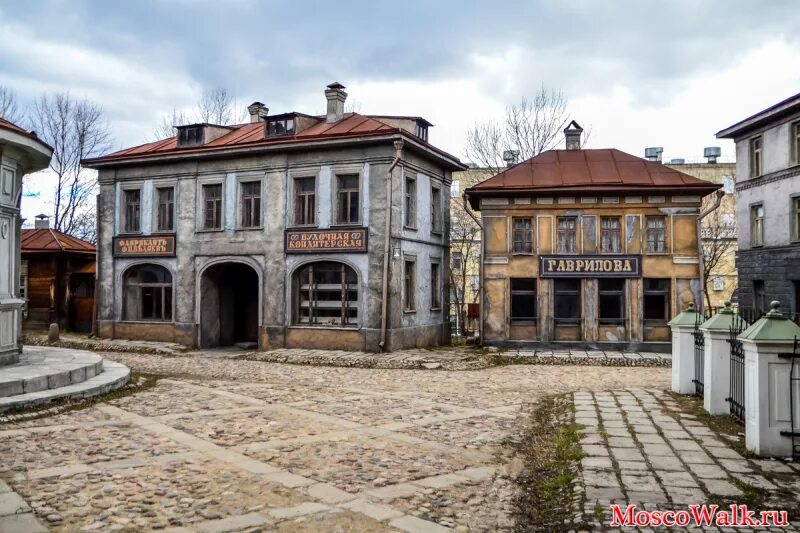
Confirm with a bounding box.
[0,86,22,123]
[464,86,586,173]
[449,199,481,336]
[700,195,737,309]
[152,87,245,140]
[152,108,193,140]
[29,93,112,237]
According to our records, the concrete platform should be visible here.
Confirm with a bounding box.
[0,347,130,412]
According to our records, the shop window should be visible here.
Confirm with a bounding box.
[293,262,358,327]
[646,216,666,253]
[557,217,578,253]
[240,181,261,228]
[431,185,442,233]
[405,176,417,228]
[510,278,537,324]
[600,217,621,253]
[336,174,360,225]
[123,189,141,233]
[203,183,223,230]
[404,259,416,311]
[750,136,762,176]
[123,265,173,321]
[599,279,625,325]
[294,177,316,226]
[430,262,441,310]
[750,204,764,246]
[512,218,533,254]
[554,279,581,325]
[156,187,175,232]
[643,278,670,323]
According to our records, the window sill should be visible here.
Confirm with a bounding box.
[403,309,417,314]
[290,224,318,229]
[430,307,442,312]
[236,226,264,232]
[511,252,534,256]
[404,225,418,231]
[117,231,143,236]
[431,230,443,236]
[510,321,537,326]
[645,252,670,256]
[288,325,359,331]
[331,222,362,228]
[152,230,176,235]
[196,228,225,233]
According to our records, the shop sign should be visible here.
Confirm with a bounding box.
[539,254,641,278]
[113,235,176,257]
[285,228,368,253]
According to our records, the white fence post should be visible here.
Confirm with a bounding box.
[669,302,699,395]
[700,301,745,415]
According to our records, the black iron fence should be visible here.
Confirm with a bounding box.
[692,314,705,396]
[726,312,749,421]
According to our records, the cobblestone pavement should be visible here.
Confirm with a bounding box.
[0,355,669,532]
[576,389,800,532]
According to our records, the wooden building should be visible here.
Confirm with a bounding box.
[20,215,96,332]
[464,123,721,351]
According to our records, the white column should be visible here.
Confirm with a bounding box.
[671,324,695,394]
[703,329,731,415]
[742,340,798,457]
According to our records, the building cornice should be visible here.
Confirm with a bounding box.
[735,164,800,192]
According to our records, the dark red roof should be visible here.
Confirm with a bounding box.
[83,113,460,167]
[0,117,53,151]
[465,149,720,208]
[21,228,96,254]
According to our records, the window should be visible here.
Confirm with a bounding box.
[294,262,357,327]
[722,175,735,194]
[267,117,295,136]
[404,176,417,227]
[750,204,764,246]
[750,136,762,176]
[336,175,360,225]
[792,121,800,164]
[510,278,537,324]
[240,181,261,228]
[430,262,441,310]
[792,197,800,242]
[753,280,766,316]
[599,279,625,325]
[712,277,725,291]
[451,180,460,198]
[646,216,667,253]
[512,218,533,254]
[554,279,581,325]
[415,122,428,142]
[452,252,463,271]
[600,217,621,253]
[177,126,203,147]
[404,259,416,312]
[156,187,174,232]
[294,177,316,226]
[643,278,670,323]
[431,185,442,233]
[123,189,141,233]
[203,184,223,230]
[123,265,173,321]
[557,217,578,253]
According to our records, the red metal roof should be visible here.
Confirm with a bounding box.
[466,149,721,207]
[0,117,53,151]
[84,113,412,166]
[20,229,96,254]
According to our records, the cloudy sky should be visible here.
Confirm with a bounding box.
[2,0,800,223]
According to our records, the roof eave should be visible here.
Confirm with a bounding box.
[716,93,800,139]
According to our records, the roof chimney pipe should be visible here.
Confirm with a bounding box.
[644,147,663,162]
[704,146,721,164]
[34,214,50,229]
[247,102,269,123]
[564,120,583,150]
[325,82,347,124]
[502,150,520,167]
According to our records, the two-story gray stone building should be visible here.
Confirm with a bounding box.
[717,91,800,319]
[83,83,465,351]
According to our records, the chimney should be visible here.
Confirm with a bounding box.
[644,147,663,162]
[564,120,583,150]
[325,82,347,124]
[704,146,721,164]
[502,150,520,167]
[34,214,50,229]
[247,102,269,123]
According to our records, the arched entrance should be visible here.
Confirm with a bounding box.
[199,262,260,348]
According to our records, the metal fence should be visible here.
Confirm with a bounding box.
[726,312,749,421]
[692,315,705,396]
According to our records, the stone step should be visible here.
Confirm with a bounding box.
[0,347,103,397]
[0,361,130,412]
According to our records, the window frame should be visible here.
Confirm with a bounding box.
[749,135,763,177]
[556,216,578,254]
[335,173,361,226]
[430,260,441,311]
[200,182,224,231]
[510,278,537,325]
[792,195,800,243]
[791,121,800,165]
[238,180,262,229]
[121,187,142,234]
[512,217,534,254]
[451,251,463,271]
[122,264,174,322]
[750,203,764,247]
[293,176,317,227]
[645,215,667,254]
[598,278,625,326]
[155,185,175,233]
[403,257,416,312]
[553,279,581,325]
[430,183,443,234]
[292,261,359,328]
[600,216,622,253]
[643,278,671,325]
[404,175,417,229]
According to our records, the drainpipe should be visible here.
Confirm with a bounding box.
[462,194,484,346]
[379,139,404,351]
[697,189,725,315]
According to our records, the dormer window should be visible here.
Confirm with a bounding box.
[415,122,428,142]
[267,117,295,136]
[177,126,203,147]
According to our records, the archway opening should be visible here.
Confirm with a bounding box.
[200,262,259,348]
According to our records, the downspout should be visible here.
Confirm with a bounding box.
[379,139,404,351]
[696,189,724,314]
[462,194,484,346]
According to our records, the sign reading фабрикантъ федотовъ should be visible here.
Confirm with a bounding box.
[539,254,642,278]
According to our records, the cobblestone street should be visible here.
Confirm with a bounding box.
[0,355,669,532]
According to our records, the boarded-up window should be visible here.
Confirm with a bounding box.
[557,217,577,253]
[203,184,223,230]
[510,278,536,324]
[294,262,358,326]
[599,279,625,325]
[600,217,621,253]
[646,216,666,253]
[513,218,533,254]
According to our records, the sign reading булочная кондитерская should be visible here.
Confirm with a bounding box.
[285,228,368,253]
[539,254,642,278]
